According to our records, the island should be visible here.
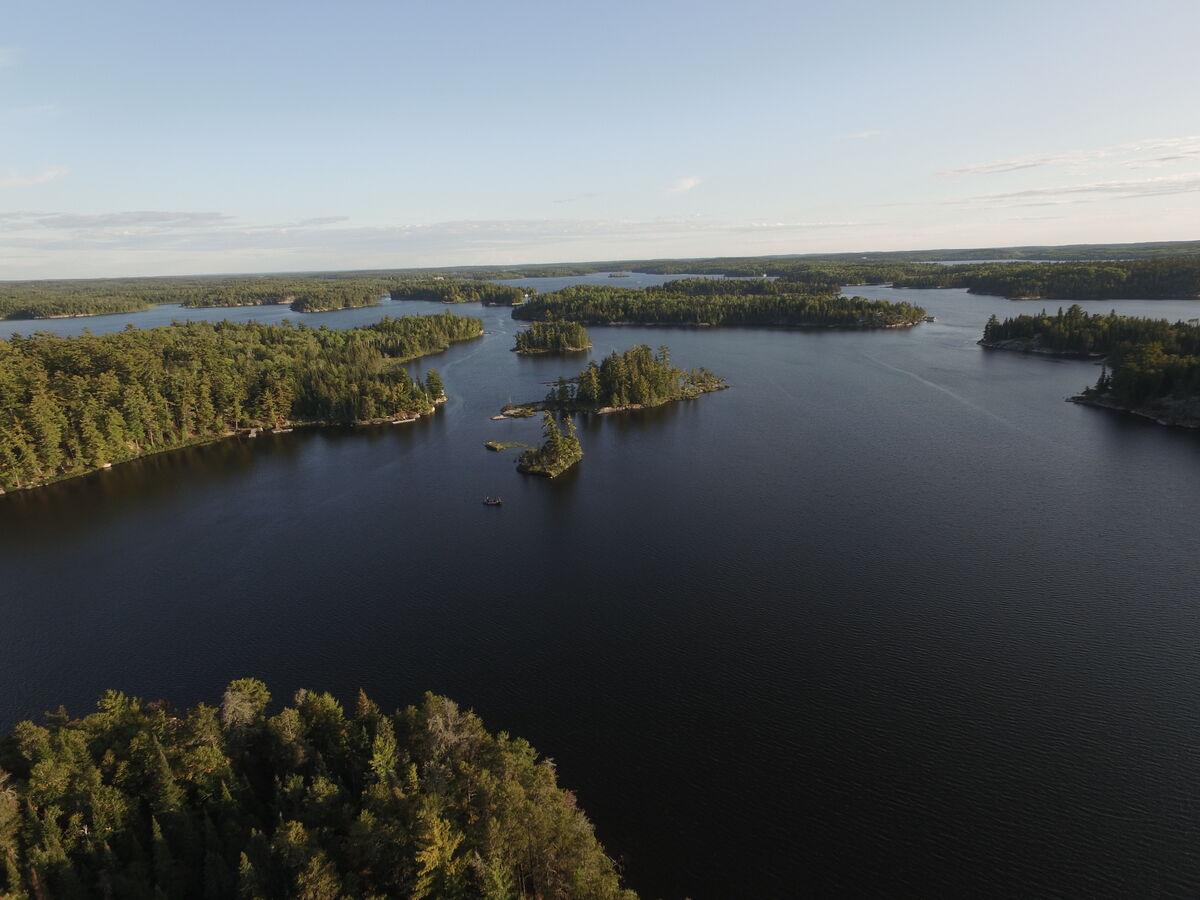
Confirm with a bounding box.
[387,279,529,306]
[0,312,482,493]
[979,306,1200,428]
[514,320,592,354]
[503,344,727,417]
[512,279,927,328]
[0,680,637,900]
[517,412,584,477]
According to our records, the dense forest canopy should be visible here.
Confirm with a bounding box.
[981,305,1200,420]
[387,281,529,307]
[514,321,591,354]
[177,279,390,313]
[0,680,636,900]
[0,313,481,492]
[894,257,1200,300]
[512,282,927,328]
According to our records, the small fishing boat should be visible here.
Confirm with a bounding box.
[482,497,503,506]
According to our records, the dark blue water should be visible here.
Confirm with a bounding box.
[2,282,1199,898]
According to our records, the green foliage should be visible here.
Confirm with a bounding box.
[513,281,926,327]
[895,256,1200,300]
[514,321,592,354]
[0,682,636,900]
[981,306,1200,412]
[516,413,583,478]
[0,313,482,491]
[388,280,530,306]
[542,344,726,412]
[0,275,394,320]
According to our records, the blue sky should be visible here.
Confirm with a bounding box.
[2,0,1198,278]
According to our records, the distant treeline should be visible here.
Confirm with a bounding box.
[982,305,1200,419]
[0,680,636,899]
[0,312,481,491]
[543,344,725,411]
[178,278,390,312]
[513,281,927,328]
[894,257,1200,300]
[515,321,591,354]
[0,277,524,321]
[387,281,529,306]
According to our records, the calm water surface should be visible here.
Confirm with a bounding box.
[3,280,1200,898]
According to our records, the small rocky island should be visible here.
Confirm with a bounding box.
[517,412,584,477]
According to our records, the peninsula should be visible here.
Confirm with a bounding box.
[979,306,1200,429]
[0,312,482,492]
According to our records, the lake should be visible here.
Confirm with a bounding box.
[2,279,1199,897]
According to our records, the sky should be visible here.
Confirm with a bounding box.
[2,0,1198,279]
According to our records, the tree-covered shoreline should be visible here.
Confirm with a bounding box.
[980,305,1200,428]
[0,680,636,899]
[0,313,481,493]
[512,281,926,328]
[895,257,1200,300]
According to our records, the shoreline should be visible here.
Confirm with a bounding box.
[496,383,729,419]
[977,338,1105,359]
[1069,393,1200,430]
[0,400,446,497]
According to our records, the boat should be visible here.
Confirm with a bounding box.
[482,497,503,506]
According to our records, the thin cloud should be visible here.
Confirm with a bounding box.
[669,175,703,194]
[952,173,1200,206]
[0,48,18,67]
[844,130,884,140]
[552,193,598,205]
[0,166,69,189]
[940,135,1200,177]
[0,211,872,256]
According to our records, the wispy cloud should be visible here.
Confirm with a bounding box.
[0,210,871,256]
[952,173,1200,207]
[0,210,230,230]
[669,175,703,194]
[939,135,1200,177]
[0,48,18,68]
[552,192,598,205]
[0,166,69,189]
[843,130,884,140]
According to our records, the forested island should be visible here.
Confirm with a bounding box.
[514,321,592,354]
[512,279,927,328]
[981,305,1200,428]
[503,345,725,418]
[0,680,636,900]
[0,312,481,492]
[388,281,529,306]
[894,257,1200,300]
[516,412,584,477]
